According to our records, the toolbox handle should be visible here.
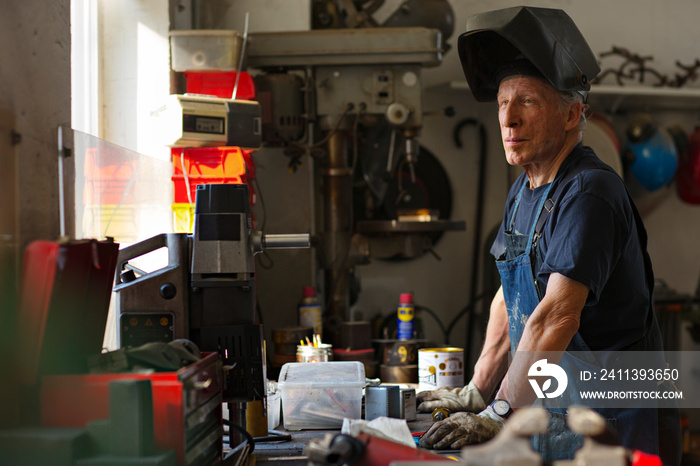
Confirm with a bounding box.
[114,233,189,286]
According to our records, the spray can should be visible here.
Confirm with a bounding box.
[298,286,323,337]
[396,293,415,340]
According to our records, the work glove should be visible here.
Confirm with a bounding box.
[416,380,486,413]
[419,407,505,450]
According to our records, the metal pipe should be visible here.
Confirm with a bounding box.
[323,129,352,343]
[262,233,311,249]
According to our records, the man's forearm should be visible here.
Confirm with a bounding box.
[494,273,588,406]
[472,286,511,401]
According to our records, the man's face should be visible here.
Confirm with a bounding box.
[496,77,569,169]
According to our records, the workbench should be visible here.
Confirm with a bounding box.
[250,412,446,464]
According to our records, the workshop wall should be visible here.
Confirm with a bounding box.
[430,0,700,353]
[201,0,700,363]
[0,0,71,256]
[0,0,71,427]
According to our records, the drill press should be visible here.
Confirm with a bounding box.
[113,183,310,446]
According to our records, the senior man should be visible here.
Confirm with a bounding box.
[417,6,681,464]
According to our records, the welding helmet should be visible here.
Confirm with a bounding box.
[624,115,678,192]
[457,6,600,102]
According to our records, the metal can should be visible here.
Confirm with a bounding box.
[418,347,464,391]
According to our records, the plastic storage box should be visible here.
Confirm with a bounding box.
[278,361,365,430]
[170,30,242,72]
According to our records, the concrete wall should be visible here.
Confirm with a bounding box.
[0,0,71,426]
[0,0,71,254]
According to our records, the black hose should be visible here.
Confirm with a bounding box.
[222,419,255,454]
[453,118,488,368]
[445,290,494,343]
[253,430,292,443]
[379,303,449,343]
[224,429,292,443]
[415,304,449,344]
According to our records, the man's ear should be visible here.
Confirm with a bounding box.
[565,101,584,131]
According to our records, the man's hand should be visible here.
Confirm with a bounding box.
[416,380,486,413]
[419,408,505,450]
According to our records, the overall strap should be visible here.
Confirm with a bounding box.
[532,167,581,244]
[509,181,528,230]
[532,155,612,241]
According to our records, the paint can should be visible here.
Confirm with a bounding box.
[418,347,464,390]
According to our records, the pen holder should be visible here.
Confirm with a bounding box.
[297,343,333,363]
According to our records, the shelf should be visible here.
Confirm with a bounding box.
[434,81,700,113]
[588,84,700,113]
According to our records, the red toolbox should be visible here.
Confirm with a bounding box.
[40,352,223,466]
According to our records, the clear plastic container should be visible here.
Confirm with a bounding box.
[278,361,365,430]
[267,390,281,430]
[170,30,242,72]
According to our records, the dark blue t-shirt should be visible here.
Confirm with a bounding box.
[490,145,651,351]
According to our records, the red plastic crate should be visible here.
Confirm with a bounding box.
[184,71,255,100]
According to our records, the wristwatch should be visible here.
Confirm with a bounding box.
[490,399,513,419]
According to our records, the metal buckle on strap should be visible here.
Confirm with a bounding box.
[544,198,554,212]
[532,232,542,247]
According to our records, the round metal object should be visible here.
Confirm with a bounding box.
[386,102,411,125]
[432,407,451,422]
[418,347,465,391]
[373,339,429,366]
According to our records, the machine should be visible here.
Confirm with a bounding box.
[158,94,262,150]
[245,23,464,343]
[113,183,310,444]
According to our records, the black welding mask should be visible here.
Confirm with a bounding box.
[457,6,600,102]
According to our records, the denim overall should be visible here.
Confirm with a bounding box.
[494,155,679,463]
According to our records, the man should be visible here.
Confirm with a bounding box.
[416,6,681,464]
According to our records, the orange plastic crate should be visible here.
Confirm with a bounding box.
[172,147,247,178]
[83,148,138,205]
[171,147,249,204]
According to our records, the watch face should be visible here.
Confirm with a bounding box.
[493,399,511,417]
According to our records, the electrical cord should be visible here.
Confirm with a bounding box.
[222,419,255,455]
[379,302,449,344]
[283,103,355,171]
[253,430,292,443]
[252,167,266,231]
[415,304,448,344]
[223,429,291,443]
[453,118,489,367]
[445,288,499,343]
